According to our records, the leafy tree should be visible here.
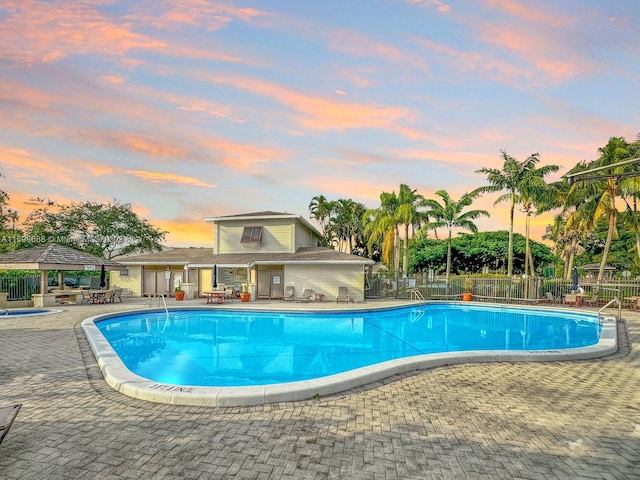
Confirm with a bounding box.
[410,231,555,275]
[0,170,21,253]
[619,135,640,265]
[474,151,558,277]
[308,194,335,246]
[363,184,426,276]
[577,218,639,275]
[364,190,401,270]
[567,137,636,282]
[420,190,489,281]
[328,199,367,254]
[22,199,167,259]
[396,184,426,277]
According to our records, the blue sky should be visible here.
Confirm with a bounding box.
[1,0,638,246]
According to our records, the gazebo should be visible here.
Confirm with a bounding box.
[578,263,616,280]
[0,244,126,306]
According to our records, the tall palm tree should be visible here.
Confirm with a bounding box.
[568,137,634,283]
[474,150,558,276]
[619,137,640,263]
[396,184,426,277]
[328,198,367,253]
[420,190,489,280]
[308,195,335,246]
[364,191,400,269]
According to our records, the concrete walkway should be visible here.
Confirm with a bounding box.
[0,298,638,479]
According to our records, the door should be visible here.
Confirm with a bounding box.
[256,268,284,299]
[143,270,171,296]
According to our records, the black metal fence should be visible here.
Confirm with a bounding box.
[0,274,41,301]
[366,272,640,305]
[0,273,101,300]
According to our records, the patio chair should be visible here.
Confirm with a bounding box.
[103,290,115,303]
[544,291,560,304]
[295,289,313,303]
[336,286,351,303]
[281,285,294,302]
[224,286,235,302]
[584,294,600,307]
[80,289,93,304]
[112,289,123,303]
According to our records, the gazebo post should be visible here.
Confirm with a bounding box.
[40,269,48,294]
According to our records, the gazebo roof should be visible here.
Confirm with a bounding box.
[0,244,126,271]
[578,263,615,271]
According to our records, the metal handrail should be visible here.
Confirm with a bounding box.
[598,297,621,322]
[147,293,169,318]
[410,289,426,304]
[1,308,8,316]
[160,294,168,318]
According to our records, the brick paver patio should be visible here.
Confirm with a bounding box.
[1,299,638,479]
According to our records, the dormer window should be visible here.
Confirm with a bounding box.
[241,226,263,243]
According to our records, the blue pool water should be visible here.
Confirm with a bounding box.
[95,304,602,387]
[1,308,60,317]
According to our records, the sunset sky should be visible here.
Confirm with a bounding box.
[1,0,638,247]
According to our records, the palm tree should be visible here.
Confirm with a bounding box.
[619,137,640,263]
[474,151,558,276]
[396,184,426,277]
[308,195,335,246]
[328,198,367,253]
[363,184,426,276]
[420,190,489,281]
[568,137,634,283]
[364,191,400,269]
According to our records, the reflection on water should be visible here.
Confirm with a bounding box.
[97,306,601,387]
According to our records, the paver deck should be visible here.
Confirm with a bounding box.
[1,298,638,479]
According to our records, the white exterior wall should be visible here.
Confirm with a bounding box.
[284,263,366,302]
[110,266,142,296]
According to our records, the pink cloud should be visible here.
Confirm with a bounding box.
[328,29,430,73]
[206,74,417,134]
[0,0,259,68]
[126,170,217,188]
[406,0,452,13]
[484,0,569,27]
[0,1,166,65]
[129,0,267,31]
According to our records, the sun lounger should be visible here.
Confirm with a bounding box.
[0,404,21,445]
[281,285,294,302]
[336,286,351,303]
[295,289,313,303]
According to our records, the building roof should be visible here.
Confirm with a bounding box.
[203,211,322,238]
[578,263,616,271]
[0,244,126,271]
[115,246,374,267]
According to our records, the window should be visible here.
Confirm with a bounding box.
[241,226,263,243]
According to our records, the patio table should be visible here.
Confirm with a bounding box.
[204,291,225,304]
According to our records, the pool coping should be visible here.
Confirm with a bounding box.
[81,303,618,407]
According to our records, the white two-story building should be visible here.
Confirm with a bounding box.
[111,211,374,302]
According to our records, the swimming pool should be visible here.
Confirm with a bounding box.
[82,303,618,407]
[1,308,62,317]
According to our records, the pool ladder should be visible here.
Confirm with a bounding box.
[410,289,426,305]
[147,294,169,318]
[0,308,8,316]
[598,297,621,323]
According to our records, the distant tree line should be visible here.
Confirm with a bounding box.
[309,134,640,279]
